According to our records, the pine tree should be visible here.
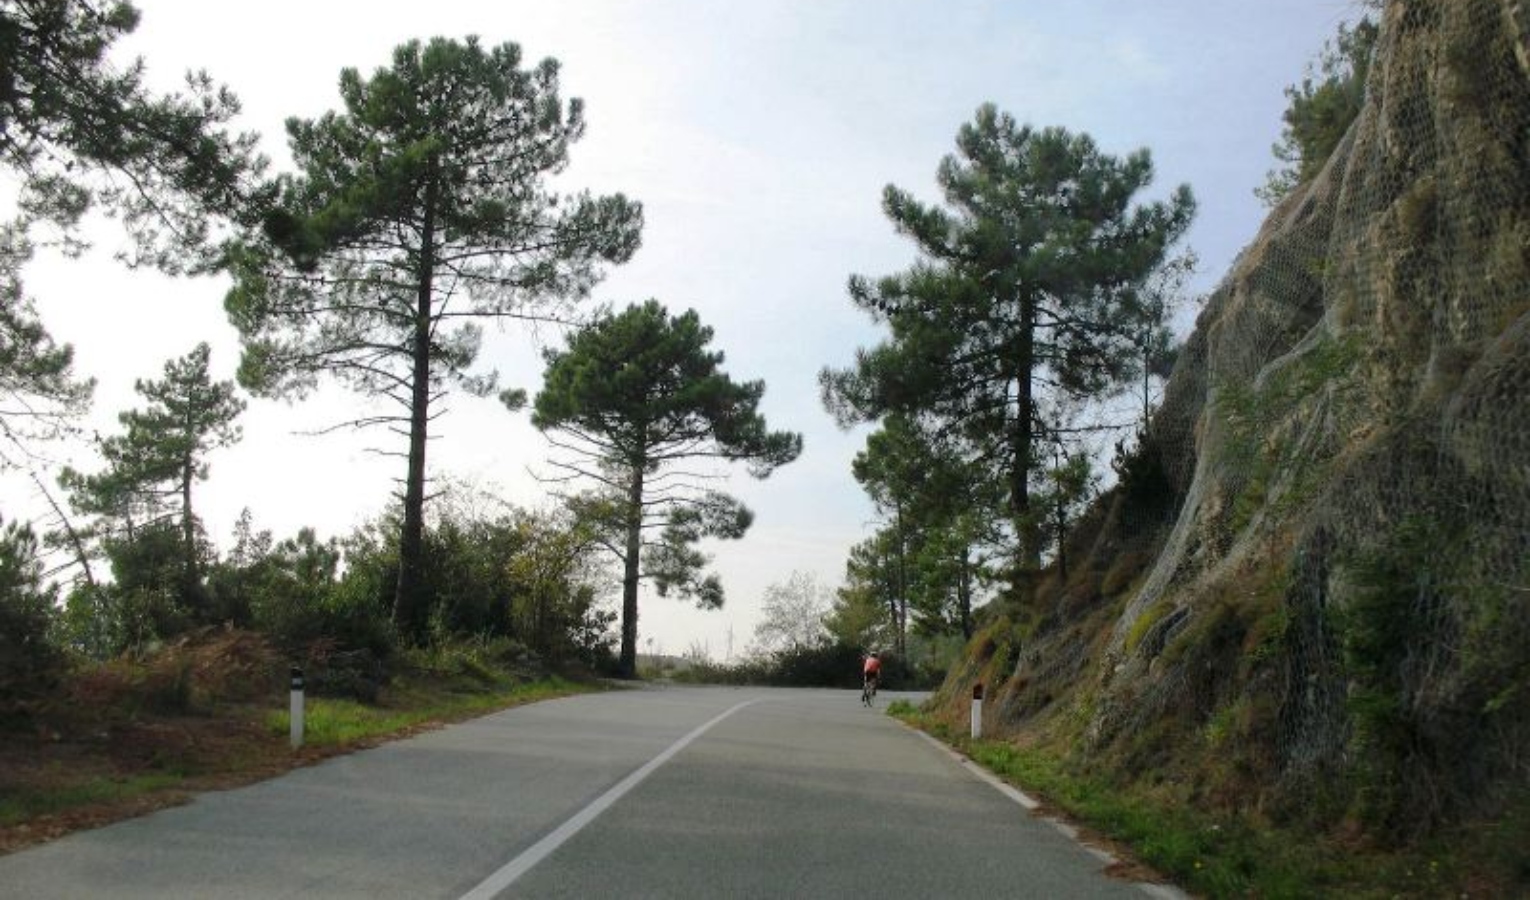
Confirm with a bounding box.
[531,300,801,677]
[851,414,1000,639]
[0,515,61,693]
[0,227,93,465]
[1,0,260,462]
[225,37,643,640]
[822,105,1193,581]
[1,0,261,270]
[60,343,243,620]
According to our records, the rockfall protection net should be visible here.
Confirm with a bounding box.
[1080,0,1530,826]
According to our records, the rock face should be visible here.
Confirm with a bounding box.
[945,0,1529,833]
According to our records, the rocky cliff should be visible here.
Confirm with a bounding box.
[934,0,1529,837]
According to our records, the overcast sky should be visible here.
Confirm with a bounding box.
[14,0,1371,660]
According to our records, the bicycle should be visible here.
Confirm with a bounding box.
[861,674,878,707]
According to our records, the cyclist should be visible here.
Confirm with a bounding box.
[861,651,882,704]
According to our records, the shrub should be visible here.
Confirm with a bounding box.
[66,628,280,717]
[1258,13,1380,205]
[767,642,863,687]
[211,524,395,662]
[1113,431,1180,525]
[1326,508,1530,838]
[0,517,62,702]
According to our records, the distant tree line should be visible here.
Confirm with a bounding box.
[670,570,954,690]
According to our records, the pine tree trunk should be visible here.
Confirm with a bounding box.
[1011,292,1041,572]
[618,462,645,678]
[394,172,437,642]
[181,458,201,616]
[1055,491,1069,581]
[958,548,973,638]
[895,505,908,658]
[31,473,96,590]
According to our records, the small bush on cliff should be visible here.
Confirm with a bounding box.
[1258,9,1381,205]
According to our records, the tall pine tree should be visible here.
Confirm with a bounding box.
[531,300,800,677]
[225,37,643,640]
[822,105,1193,582]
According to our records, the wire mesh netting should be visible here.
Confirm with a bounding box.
[1055,0,1530,828]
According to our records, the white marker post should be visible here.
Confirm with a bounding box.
[290,665,305,750]
[971,682,983,740]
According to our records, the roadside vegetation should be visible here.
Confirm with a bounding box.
[888,702,1529,899]
[0,627,596,854]
[3,456,623,852]
[667,642,944,690]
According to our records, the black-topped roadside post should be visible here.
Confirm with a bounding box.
[971,682,984,739]
[290,666,305,749]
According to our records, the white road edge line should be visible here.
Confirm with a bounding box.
[905,726,1039,810]
[458,698,759,900]
[900,722,1190,900]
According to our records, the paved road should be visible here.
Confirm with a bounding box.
[0,686,1176,899]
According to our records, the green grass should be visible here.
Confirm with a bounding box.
[2,675,592,842]
[885,704,1518,899]
[266,676,589,747]
[0,773,187,827]
[960,740,1326,897]
[1211,334,1362,536]
[1124,600,1173,654]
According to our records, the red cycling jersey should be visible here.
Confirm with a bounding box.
[863,656,882,677]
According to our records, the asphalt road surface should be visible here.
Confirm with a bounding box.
[0,686,1181,899]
